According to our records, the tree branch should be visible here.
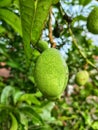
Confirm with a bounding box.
[49,7,56,48]
[68,27,98,71]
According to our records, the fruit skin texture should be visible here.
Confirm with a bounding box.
[34,48,68,99]
[87,7,98,34]
[75,70,89,86]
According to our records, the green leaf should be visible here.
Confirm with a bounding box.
[19,104,44,124]
[18,112,28,130]
[31,0,52,45]
[79,0,92,6]
[33,91,43,98]
[72,15,87,25]
[0,86,15,105]
[0,104,13,110]
[13,91,24,104]
[81,111,92,126]
[0,26,6,33]
[92,121,98,130]
[52,0,59,5]
[0,0,12,7]
[10,113,18,130]
[6,60,20,69]
[13,0,19,8]
[0,8,22,36]
[19,93,41,105]
[28,76,35,84]
[40,102,55,121]
[19,0,35,64]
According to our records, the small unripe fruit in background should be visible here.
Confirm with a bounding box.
[37,40,49,52]
[75,70,89,86]
[87,6,98,34]
[34,48,69,99]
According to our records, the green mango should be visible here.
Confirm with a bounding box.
[87,6,98,34]
[37,40,49,52]
[75,70,89,86]
[34,48,68,99]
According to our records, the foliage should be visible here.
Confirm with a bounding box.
[0,0,98,130]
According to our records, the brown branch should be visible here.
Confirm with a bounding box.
[49,7,56,48]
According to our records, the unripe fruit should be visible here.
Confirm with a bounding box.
[87,7,98,34]
[34,48,68,99]
[37,40,49,52]
[75,70,89,86]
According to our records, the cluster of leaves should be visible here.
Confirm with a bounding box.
[0,0,98,130]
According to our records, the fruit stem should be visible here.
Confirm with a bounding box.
[49,7,56,48]
[68,28,98,71]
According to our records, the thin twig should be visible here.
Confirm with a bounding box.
[49,7,56,48]
[68,28,98,71]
